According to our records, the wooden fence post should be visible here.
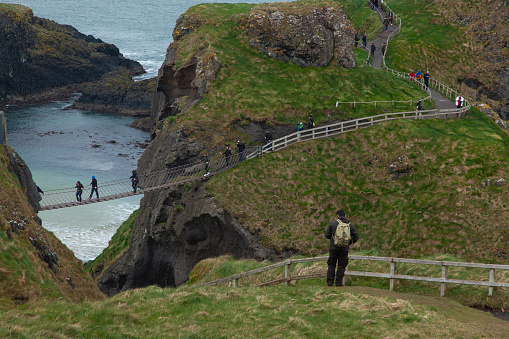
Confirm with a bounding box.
[233,278,238,288]
[285,260,292,286]
[390,261,397,291]
[440,264,448,297]
[489,268,496,296]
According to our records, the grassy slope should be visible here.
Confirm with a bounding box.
[208,107,509,263]
[1,281,508,338]
[96,0,509,302]
[0,148,105,310]
[170,1,429,146]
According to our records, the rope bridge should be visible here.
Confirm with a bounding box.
[38,146,260,210]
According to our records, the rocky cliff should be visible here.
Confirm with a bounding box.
[97,181,272,296]
[0,4,144,104]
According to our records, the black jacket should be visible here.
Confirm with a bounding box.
[237,142,245,152]
[325,216,359,250]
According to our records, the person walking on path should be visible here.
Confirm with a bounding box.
[308,115,314,130]
[75,181,84,202]
[381,42,386,56]
[236,140,245,162]
[455,95,464,108]
[89,175,99,199]
[354,33,359,48]
[203,153,210,176]
[362,33,367,48]
[383,16,389,31]
[264,130,272,145]
[370,43,376,57]
[416,100,422,111]
[130,170,139,193]
[423,70,430,88]
[325,209,359,287]
[409,70,415,81]
[415,70,423,84]
[224,146,232,167]
[297,122,304,132]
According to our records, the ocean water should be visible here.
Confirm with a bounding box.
[2,0,281,261]
[6,100,148,261]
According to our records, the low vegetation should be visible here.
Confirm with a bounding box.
[208,107,509,265]
[1,281,508,338]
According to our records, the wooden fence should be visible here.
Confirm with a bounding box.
[198,255,509,297]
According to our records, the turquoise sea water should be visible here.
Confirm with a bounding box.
[3,0,281,261]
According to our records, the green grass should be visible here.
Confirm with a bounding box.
[384,0,509,106]
[1,281,507,338]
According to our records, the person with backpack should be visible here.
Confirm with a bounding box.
[325,209,359,287]
[89,175,99,199]
[75,181,84,202]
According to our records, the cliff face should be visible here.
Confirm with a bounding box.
[6,149,41,213]
[97,182,272,296]
[0,5,144,102]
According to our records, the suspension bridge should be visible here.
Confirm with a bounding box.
[37,2,472,211]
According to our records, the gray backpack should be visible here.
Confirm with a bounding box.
[333,219,351,247]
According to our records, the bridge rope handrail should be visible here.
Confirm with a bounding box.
[196,254,509,297]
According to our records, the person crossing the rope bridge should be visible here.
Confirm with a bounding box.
[89,175,99,199]
[75,181,84,202]
[130,170,139,193]
[224,146,232,167]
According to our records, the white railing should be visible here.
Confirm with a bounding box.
[255,107,467,156]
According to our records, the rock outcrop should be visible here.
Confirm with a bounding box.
[245,3,355,68]
[150,47,220,139]
[71,70,155,116]
[97,182,272,296]
[6,148,41,212]
[0,5,144,103]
